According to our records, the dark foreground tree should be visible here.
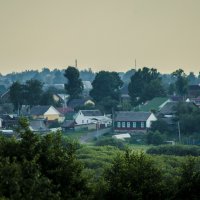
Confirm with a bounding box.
[0,118,92,200]
[64,66,83,99]
[103,150,164,200]
[174,157,200,200]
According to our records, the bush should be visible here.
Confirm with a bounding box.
[95,137,126,150]
[146,145,200,156]
[103,150,165,199]
[146,131,165,145]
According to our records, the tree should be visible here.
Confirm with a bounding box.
[9,81,25,111]
[151,119,171,133]
[175,157,200,200]
[0,119,92,200]
[146,131,165,145]
[128,67,165,105]
[187,72,197,85]
[24,79,43,106]
[172,69,188,97]
[40,89,60,107]
[174,102,200,135]
[90,71,123,112]
[103,150,164,200]
[64,66,83,99]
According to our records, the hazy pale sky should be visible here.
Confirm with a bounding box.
[0,0,200,74]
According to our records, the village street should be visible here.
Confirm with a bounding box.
[80,127,112,143]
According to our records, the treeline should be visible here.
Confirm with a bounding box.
[1,66,200,86]
[9,80,60,111]
[0,119,200,200]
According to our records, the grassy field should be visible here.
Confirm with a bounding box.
[62,130,89,140]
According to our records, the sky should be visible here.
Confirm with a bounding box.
[0,0,200,75]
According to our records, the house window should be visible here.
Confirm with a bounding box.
[82,120,84,124]
[122,122,125,128]
[117,122,121,128]
[127,122,130,128]
[87,120,89,124]
[133,122,136,128]
[141,122,144,128]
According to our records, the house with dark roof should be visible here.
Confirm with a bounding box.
[68,98,95,109]
[30,105,64,122]
[188,84,200,97]
[29,119,49,133]
[74,110,112,127]
[158,102,178,118]
[114,111,157,132]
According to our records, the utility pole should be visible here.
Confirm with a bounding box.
[178,121,181,143]
[75,59,77,68]
[112,107,115,133]
[135,59,137,71]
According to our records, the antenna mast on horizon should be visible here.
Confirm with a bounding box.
[135,59,137,71]
[75,59,77,68]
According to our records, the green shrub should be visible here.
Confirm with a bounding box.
[146,131,165,145]
[95,137,126,150]
[147,145,200,156]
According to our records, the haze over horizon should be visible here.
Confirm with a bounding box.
[0,0,200,75]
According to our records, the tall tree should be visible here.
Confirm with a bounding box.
[24,79,43,106]
[172,69,188,97]
[90,71,123,103]
[64,66,83,99]
[9,81,25,111]
[90,71,123,112]
[128,67,165,105]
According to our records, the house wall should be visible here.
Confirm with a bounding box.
[146,113,157,128]
[75,123,96,131]
[44,106,62,121]
[114,121,146,131]
[44,114,61,121]
[75,111,92,125]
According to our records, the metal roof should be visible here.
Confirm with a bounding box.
[115,111,152,121]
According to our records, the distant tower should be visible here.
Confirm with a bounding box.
[135,59,137,71]
[75,59,77,68]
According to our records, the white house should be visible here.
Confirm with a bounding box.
[74,110,112,127]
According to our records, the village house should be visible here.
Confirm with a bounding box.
[30,105,64,122]
[188,84,200,98]
[138,97,171,113]
[74,110,112,128]
[68,98,95,109]
[29,119,49,133]
[114,111,157,132]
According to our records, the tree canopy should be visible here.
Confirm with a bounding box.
[90,71,123,112]
[64,66,83,99]
[0,118,91,200]
[104,150,164,199]
[172,69,188,97]
[128,67,165,105]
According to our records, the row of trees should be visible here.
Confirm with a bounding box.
[8,66,190,113]
[9,80,58,111]
[0,120,199,199]
[64,66,189,112]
